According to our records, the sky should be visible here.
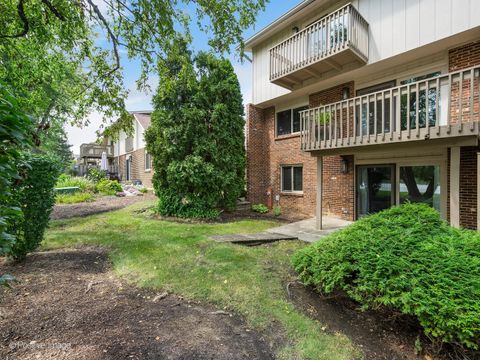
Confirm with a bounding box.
[66,0,303,154]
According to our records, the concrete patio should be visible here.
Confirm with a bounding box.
[267,216,352,243]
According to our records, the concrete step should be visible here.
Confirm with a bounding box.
[209,232,298,246]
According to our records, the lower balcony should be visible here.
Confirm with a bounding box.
[300,66,480,153]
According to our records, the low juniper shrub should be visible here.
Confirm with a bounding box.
[292,203,480,350]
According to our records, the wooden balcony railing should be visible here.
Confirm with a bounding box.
[300,66,480,152]
[80,143,114,158]
[269,4,369,87]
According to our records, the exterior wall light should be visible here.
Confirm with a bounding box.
[342,87,350,100]
[340,156,349,174]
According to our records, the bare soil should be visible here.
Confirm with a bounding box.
[51,193,156,220]
[288,281,473,360]
[0,248,274,360]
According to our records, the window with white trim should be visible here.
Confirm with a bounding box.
[281,165,303,192]
[276,106,308,136]
[144,151,152,171]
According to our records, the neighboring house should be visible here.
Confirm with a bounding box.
[245,0,480,229]
[109,111,153,188]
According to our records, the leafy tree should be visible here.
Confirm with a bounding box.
[0,0,267,134]
[145,43,245,218]
[37,122,74,172]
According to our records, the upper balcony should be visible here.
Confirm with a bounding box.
[300,66,480,153]
[80,143,114,159]
[269,4,369,89]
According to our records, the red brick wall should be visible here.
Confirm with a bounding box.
[448,41,480,229]
[310,82,355,220]
[246,82,355,220]
[115,148,153,188]
[245,104,270,206]
[459,147,478,230]
[449,41,480,72]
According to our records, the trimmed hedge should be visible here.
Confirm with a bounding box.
[292,203,480,349]
[10,154,60,261]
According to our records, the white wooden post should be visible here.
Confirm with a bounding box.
[316,156,323,230]
[450,147,460,228]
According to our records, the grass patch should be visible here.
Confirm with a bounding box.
[44,201,358,359]
[56,192,95,204]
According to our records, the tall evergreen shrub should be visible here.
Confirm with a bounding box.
[145,43,245,219]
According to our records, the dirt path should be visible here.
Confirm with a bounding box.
[51,193,156,220]
[0,248,273,360]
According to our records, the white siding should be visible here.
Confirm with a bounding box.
[118,131,126,155]
[114,118,147,156]
[252,28,293,105]
[251,0,480,105]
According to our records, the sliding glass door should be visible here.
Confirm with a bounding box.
[356,163,443,219]
[357,165,395,218]
[399,165,441,211]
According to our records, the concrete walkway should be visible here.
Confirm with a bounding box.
[267,216,352,243]
[210,232,297,246]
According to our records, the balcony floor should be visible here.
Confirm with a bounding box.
[272,47,367,90]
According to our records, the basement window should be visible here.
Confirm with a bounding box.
[276,106,308,136]
[281,165,303,192]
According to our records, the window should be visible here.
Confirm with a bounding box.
[276,106,308,136]
[144,151,152,171]
[281,165,303,192]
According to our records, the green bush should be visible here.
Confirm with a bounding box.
[56,192,95,204]
[86,167,107,183]
[95,179,122,195]
[145,48,245,219]
[9,154,60,261]
[0,85,32,286]
[273,205,281,217]
[292,203,480,350]
[56,174,96,192]
[157,189,220,219]
[252,204,269,214]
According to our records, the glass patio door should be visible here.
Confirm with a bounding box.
[356,165,395,218]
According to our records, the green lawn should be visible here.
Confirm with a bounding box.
[44,201,358,360]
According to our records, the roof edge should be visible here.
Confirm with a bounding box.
[244,0,316,51]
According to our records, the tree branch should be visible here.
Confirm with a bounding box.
[85,0,120,76]
[0,0,29,39]
[41,0,66,21]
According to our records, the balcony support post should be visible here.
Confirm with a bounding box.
[450,147,460,228]
[316,156,323,230]
[477,152,480,230]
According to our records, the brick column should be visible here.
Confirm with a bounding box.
[309,82,355,221]
[245,104,270,206]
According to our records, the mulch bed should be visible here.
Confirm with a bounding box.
[51,193,156,220]
[0,248,274,360]
[287,281,475,360]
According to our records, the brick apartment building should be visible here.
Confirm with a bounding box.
[110,111,154,188]
[245,0,480,229]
